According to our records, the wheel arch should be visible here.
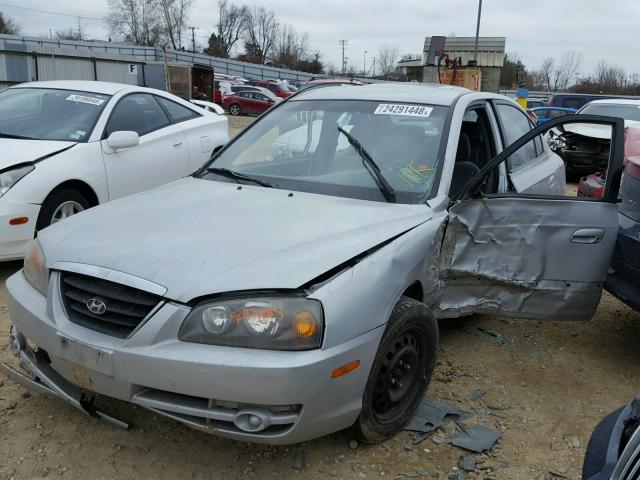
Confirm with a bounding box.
[41,179,100,207]
[401,281,424,303]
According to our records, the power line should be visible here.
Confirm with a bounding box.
[0,2,103,21]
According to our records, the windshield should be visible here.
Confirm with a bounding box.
[0,88,110,142]
[579,103,640,121]
[202,100,448,203]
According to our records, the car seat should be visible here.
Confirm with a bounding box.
[450,132,481,198]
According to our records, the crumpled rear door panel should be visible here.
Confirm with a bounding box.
[436,196,618,320]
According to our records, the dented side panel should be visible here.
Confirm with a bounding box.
[436,196,618,320]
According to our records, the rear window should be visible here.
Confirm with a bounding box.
[156,96,200,122]
[562,97,587,109]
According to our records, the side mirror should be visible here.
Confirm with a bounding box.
[106,131,139,151]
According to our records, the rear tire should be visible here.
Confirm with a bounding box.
[352,296,438,444]
[229,104,241,116]
[36,188,90,232]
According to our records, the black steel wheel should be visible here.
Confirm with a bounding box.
[352,296,438,443]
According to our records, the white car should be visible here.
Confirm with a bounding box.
[0,80,229,261]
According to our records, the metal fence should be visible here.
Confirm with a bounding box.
[0,34,323,85]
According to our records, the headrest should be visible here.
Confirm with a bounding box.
[456,132,471,163]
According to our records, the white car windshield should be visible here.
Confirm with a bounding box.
[204,100,448,204]
[0,88,111,142]
[580,103,640,121]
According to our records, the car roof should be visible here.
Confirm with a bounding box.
[586,99,640,106]
[292,83,471,106]
[10,80,134,95]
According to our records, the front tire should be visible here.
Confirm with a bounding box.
[229,104,241,116]
[352,296,439,444]
[36,188,89,232]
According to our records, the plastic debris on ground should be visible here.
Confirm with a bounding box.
[450,425,502,453]
[404,398,472,444]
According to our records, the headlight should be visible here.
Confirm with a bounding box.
[179,296,324,350]
[0,165,34,198]
[23,239,49,296]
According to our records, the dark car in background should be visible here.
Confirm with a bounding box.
[605,155,640,312]
[548,93,640,110]
[529,106,577,126]
[526,98,547,109]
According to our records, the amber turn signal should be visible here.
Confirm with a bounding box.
[9,217,28,225]
[293,311,318,338]
[331,360,360,379]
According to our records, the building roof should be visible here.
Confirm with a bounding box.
[293,82,470,106]
[422,36,506,68]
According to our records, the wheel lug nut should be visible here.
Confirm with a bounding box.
[390,378,396,385]
[396,381,403,388]
[404,364,411,370]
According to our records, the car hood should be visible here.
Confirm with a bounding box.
[565,120,640,140]
[39,177,432,302]
[0,139,76,171]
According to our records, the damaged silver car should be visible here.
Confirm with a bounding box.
[1,84,626,444]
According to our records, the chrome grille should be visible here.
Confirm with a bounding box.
[60,272,162,338]
[612,422,640,480]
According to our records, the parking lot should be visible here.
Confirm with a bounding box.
[0,115,638,480]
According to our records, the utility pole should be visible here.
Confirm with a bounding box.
[363,50,367,77]
[473,0,483,63]
[339,40,348,74]
[189,26,199,53]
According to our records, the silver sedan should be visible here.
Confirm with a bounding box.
[2,83,625,444]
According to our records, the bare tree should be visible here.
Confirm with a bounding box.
[0,12,20,34]
[106,0,163,46]
[556,49,583,90]
[539,57,555,91]
[243,6,278,64]
[207,0,247,58]
[157,0,192,50]
[273,24,309,69]
[55,16,88,41]
[594,60,626,90]
[377,45,399,79]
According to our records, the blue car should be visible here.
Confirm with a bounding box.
[529,107,578,126]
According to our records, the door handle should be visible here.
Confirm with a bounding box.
[172,139,183,148]
[570,228,605,244]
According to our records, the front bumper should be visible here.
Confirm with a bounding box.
[0,200,40,261]
[0,197,40,262]
[3,270,383,444]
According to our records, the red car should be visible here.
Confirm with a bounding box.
[577,126,640,198]
[223,91,278,116]
[247,79,294,98]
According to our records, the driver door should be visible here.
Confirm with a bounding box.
[100,93,189,200]
[437,114,625,321]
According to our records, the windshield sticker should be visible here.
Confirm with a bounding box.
[374,104,433,117]
[66,94,105,106]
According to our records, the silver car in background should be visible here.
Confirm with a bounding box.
[2,84,626,444]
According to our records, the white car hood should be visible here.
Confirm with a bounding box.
[0,139,76,171]
[564,120,640,140]
[39,177,432,302]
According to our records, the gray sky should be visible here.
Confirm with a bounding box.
[3,0,638,79]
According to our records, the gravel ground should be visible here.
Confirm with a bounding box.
[1,114,639,480]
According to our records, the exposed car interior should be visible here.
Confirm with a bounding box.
[451,106,499,198]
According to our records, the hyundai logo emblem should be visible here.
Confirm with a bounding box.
[86,297,107,315]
